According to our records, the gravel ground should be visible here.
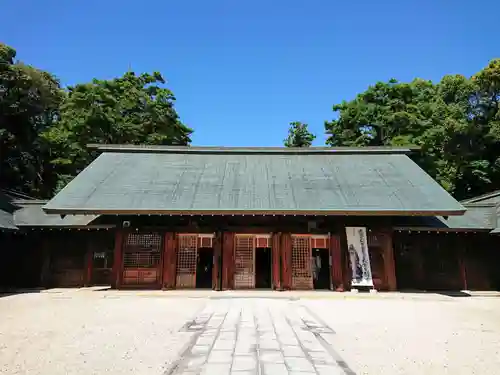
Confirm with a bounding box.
[1,290,500,375]
[306,297,500,375]
[0,291,206,375]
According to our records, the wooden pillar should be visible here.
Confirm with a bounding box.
[329,234,344,291]
[84,240,93,287]
[458,236,468,291]
[383,231,397,291]
[272,233,281,290]
[222,232,234,290]
[162,232,177,289]
[112,230,124,289]
[40,239,51,288]
[413,234,425,288]
[280,233,292,290]
[212,231,222,291]
[340,229,352,290]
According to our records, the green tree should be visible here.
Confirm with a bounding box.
[324,59,500,200]
[0,43,64,197]
[325,78,437,147]
[43,71,193,191]
[284,121,315,147]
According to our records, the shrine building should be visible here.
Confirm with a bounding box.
[2,144,500,292]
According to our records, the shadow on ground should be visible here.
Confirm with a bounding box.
[0,288,42,298]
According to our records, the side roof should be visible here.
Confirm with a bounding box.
[43,145,465,216]
[0,209,16,230]
[460,190,500,234]
[395,203,498,231]
[0,192,17,230]
[13,200,100,227]
[0,190,103,229]
[461,190,500,205]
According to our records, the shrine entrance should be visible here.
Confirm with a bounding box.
[196,248,213,288]
[176,233,215,289]
[233,234,273,289]
[291,235,313,289]
[255,247,272,288]
[291,235,330,290]
[312,248,330,290]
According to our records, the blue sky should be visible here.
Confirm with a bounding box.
[2,1,498,146]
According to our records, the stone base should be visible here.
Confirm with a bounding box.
[351,286,375,293]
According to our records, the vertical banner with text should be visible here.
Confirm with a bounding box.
[345,227,374,288]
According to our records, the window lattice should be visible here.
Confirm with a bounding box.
[123,233,162,268]
[122,233,162,285]
[234,235,255,289]
[123,252,161,268]
[292,236,313,290]
[176,234,198,288]
[124,233,162,251]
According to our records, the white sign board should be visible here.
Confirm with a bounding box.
[345,227,374,288]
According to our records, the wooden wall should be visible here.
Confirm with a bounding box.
[393,231,500,291]
[6,215,500,292]
[0,231,44,290]
[38,230,115,288]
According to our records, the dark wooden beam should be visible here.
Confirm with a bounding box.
[84,240,93,287]
[162,232,177,289]
[112,230,124,289]
[272,233,281,290]
[382,231,397,291]
[222,232,234,290]
[330,234,344,291]
[212,231,222,291]
[280,233,292,290]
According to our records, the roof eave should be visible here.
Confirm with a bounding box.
[394,226,493,232]
[0,226,18,232]
[42,207,466,217]
[15,224,115,229]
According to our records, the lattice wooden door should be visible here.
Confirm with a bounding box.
[234,235,255,289]
[122,232,162,286]
[291,236,313,289]
[176,234,198,288]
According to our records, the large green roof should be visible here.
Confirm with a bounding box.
[43,145,465,216]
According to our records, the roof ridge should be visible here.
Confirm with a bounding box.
[461,190,500,204]
[462,202,498,207]
[1,188,37,200]
[87,144,416,155]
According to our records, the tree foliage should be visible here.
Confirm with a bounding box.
[284,121,315,147]
[0,43,64,197]
[43,71,193,191]
[1,42,193,197]
[324,59,500,200]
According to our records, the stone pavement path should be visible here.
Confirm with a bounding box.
[167,299,352,375]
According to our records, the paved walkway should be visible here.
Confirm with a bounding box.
[168,299,348,375]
